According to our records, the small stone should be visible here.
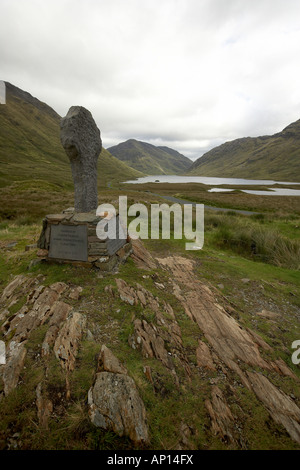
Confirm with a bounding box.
[154,282,165,290]
[63,207,75,214]
[28,259,42,269]
[46,214,67,223]
[86,330,94,341]
[0,340,6,365]
[256,309,280,319]
[143,366,153,384]
[69,286,83,300]
[97,345,128,375]
[6,241,18,249]
[25,243,37,252]
[37,249,48,258]
[73,212,100,224]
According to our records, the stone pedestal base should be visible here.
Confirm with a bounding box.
[37,209,131,271]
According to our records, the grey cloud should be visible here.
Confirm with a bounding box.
[1,0,300,162]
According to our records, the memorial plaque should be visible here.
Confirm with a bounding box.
[49,224,88,261]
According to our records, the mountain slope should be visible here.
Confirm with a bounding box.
[188,119,300,182]
[108,139,192,175]
[0,82,143,189]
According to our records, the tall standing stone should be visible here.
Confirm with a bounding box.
[60,106,102,213]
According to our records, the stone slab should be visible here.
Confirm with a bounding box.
[48,224,88,262]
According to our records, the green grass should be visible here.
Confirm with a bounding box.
[204,212,300,269]
[123,181,300,215]
[0,84,144,190]
[187,119,300,182]
[0,161,300,450]
[0,210,299,449]
[108,139,192,175]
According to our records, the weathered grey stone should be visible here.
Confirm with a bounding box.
[68,286,83,300]
[25,243,37,252]
[88,345,148,444]
[0,341,5,365]
[46,214,67,223]
[72,212,100,224]
[196,340,216,370]
[205,386,237,446]
[62,207,75,214]
[3,341,27,395]
[60,106,102,213]
[247,371,300,444]
[88,242,108,256]
[88,372,149,444]
[37,219,50,250]
[0,275,27,302]
[41,301,72,356]
[95,255,118,271]
[36,382,53,430]
[53,311,86,372]
[97,344,128,375]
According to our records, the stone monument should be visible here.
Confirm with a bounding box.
[37,106,131,271]
[60,106,101,213]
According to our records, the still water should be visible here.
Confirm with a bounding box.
[209,188,300,196]
[124,175,300,196]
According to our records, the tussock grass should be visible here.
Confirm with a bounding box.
[206,213,300,269]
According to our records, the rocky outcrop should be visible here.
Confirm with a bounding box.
[0,275,85,398]
[41,301,72,356]
[130,239,157,270]
[1,255,299,450]
[205,386,238,446]
[156,255,300,445]
[54,312,86,372]
[196,340,216,371]
[88,345,149,445]
[130,318,172,368]
[247,371,300,445]
[115,278,190,379]
[3,286,60,343]
[2,341,27,396]
[97,344,128,375]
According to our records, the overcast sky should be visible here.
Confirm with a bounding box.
[1,0,300,160]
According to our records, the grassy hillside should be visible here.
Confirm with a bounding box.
[0,196,299,450]
[108,139,192,175]
[188,119,300,182]
[0,82,143,190]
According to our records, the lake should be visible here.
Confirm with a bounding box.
[209,188,300,196]
[123,175,300,196]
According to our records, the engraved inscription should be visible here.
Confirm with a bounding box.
[49,225,88,261]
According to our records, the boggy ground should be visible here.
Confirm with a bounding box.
[122,181,300,215]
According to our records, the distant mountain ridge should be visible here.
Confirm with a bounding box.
[0,82,143,188]
[188,119,300,182]
[108,139,192,175]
